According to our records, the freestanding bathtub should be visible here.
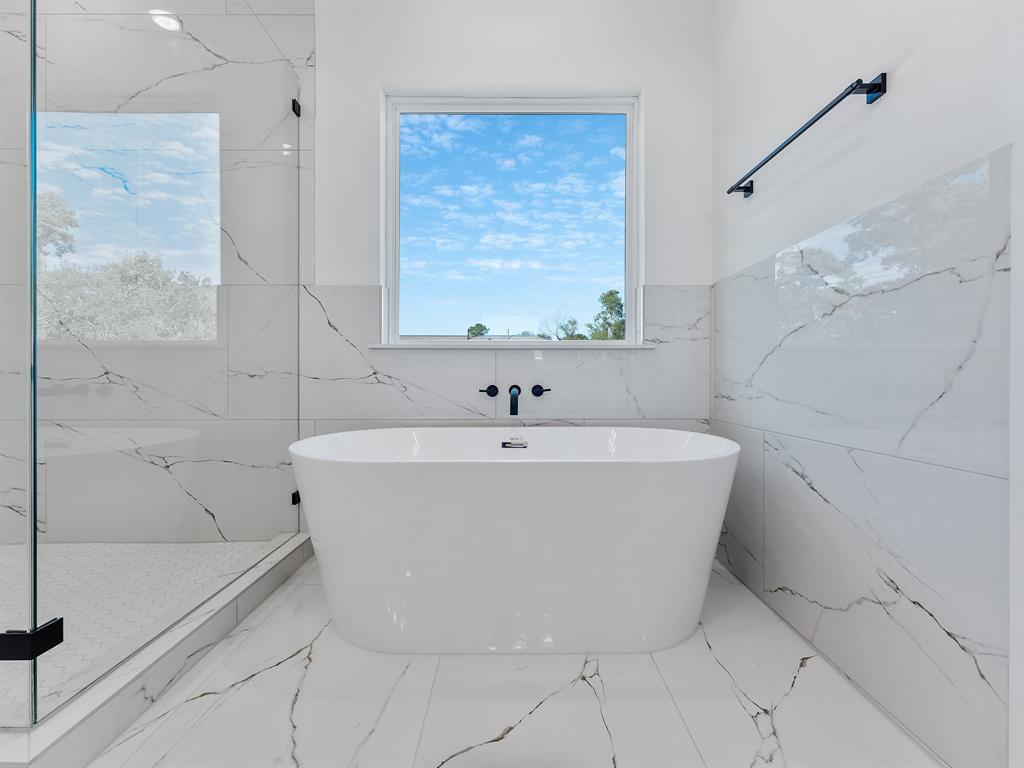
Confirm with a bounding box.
[289,427,739,654]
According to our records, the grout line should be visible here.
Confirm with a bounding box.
[710,415,1009,481]
[411,655,442,768]
[649,651,709,768]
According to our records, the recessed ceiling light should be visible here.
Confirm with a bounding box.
[149,10,182,31]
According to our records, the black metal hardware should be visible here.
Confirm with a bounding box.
[479,385,499,398]
[291,98,301,117]
[501,438,528,449]
[726,72,886,198]
[508,385,521,417]
[531,385,551,397]
[291,490,301,506]
[0,618,63,661]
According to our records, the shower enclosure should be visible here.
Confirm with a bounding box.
[0,0,310,726]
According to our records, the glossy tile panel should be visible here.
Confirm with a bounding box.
[42,419,297,542]
[655,574,938,768]
[299,285,497,421]
[226,285,298,419]
[494,285,709,420]
[300,284,711,424]
[714,147,1011,477]
[88,567,938,768]
[220,150,299,285]
[709,420,763,592]
[763,431,1007,768]
[41,14,299,152]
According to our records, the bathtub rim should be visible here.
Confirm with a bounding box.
[289,425,741,465]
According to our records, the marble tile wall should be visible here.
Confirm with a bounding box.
[710,147,1011,768]
[25,4,315,545]
[297,283,711,433]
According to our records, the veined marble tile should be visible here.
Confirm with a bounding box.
[300,285,497,421]
[37,332,229,421]
[99,585,437,768]
[0,149,29,283]
[0,13,34,152]
[87,578,303,768]
[36,1,229,12]
[42,419,297,542]
[709,420,763,592]
[226,0,314,13]
[582,418,709,432]
[41,14,299,152]
[226,284,297,419]
[762,431,1007,768]
[220,149,299,285]
[493,285,709,420]
[90,564,948,768]
[415,653,703,768]
[654,576,938,768]
[242,13,314,154]
[0,420,43,545]
[0,284,28,422]
[714,147,1011,478]
[298,150,314,283]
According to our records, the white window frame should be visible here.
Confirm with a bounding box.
[381,94,645,347]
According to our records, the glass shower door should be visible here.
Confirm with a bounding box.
[28,3,307,720]
[0,0,39,728]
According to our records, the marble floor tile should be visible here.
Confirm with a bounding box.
[90,565,940,768]
[416,653,702,768]
[654,576,938,768]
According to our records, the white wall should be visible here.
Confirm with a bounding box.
[315,0,713,286]
[712,0,1014,281]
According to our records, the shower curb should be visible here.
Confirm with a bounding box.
[0,533,313,768]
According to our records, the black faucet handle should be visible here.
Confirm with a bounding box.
[531,385,551,397]
[479,385,499,397]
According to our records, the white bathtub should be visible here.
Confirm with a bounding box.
[289,427,739,654]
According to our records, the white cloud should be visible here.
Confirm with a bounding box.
[478,232,547,250]
[553,174,590,195]
[403,194,443,208]
[602,170,626,199]
[468,258,545,271]
[609,146,626,159]
[516,134,543,148]
[497,157,516,170]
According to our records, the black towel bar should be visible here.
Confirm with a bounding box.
[726,73,886,198]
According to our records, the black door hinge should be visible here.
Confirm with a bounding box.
[291,490,301,506]
[0,617,63,661]
[291,99,301,117]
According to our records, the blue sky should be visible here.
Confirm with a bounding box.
[38,112,221,281]
[399,113,626,336]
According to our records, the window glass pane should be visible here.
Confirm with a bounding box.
[37,113,220,342]
[399,113,626,340]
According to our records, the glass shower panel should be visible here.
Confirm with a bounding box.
[0,0,36,728]
[32,6,305,718]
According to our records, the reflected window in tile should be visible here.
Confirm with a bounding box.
[37,112,220,342]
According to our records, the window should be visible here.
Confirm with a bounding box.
[37,112,220,342]
[384,96,641,344]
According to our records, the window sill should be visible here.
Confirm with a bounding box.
[369,342,658,351]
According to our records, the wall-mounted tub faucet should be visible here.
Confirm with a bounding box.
[509,385,522,416]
